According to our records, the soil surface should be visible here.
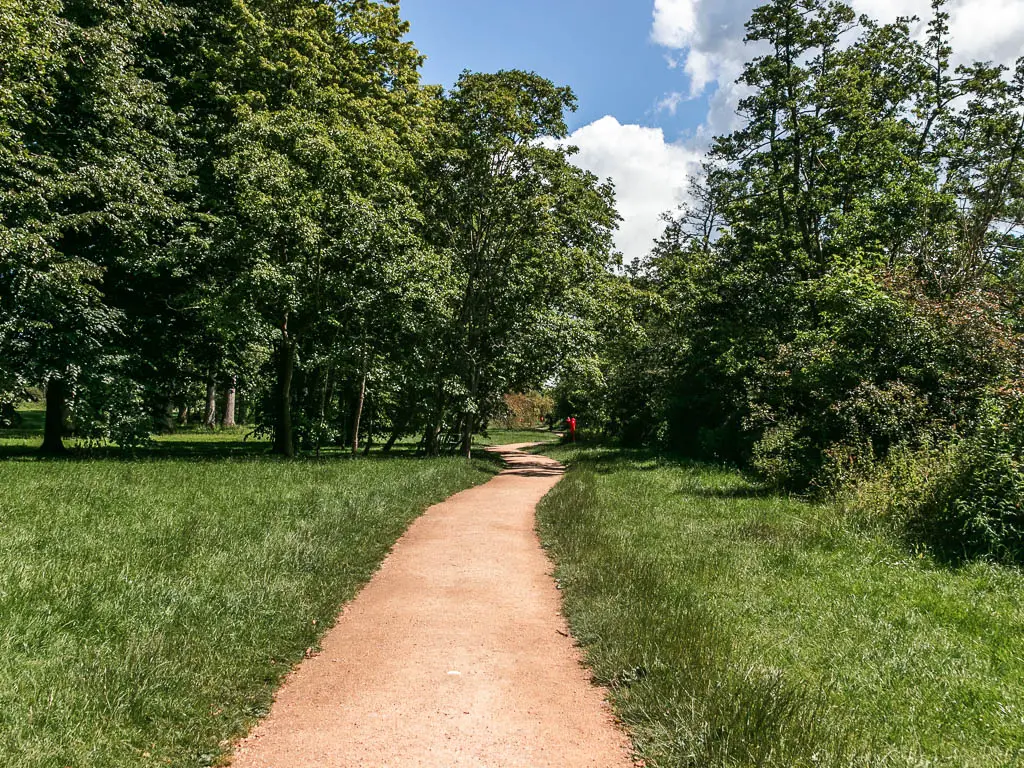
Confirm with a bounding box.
[230,444,635,768]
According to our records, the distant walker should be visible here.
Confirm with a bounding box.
[565,416,577,443]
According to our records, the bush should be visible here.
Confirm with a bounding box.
[905,398,1024,564]
[745,272,1015,495]
[498,391,554,430]
[848,396,1024,565]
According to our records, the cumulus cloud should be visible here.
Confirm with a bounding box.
[559,117,702,262]
[653,0,752,102]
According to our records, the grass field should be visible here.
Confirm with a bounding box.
[0,420,497,767]
[474,427,561,447]
[536,445,1024,768]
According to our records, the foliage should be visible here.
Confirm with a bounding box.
[852,395,1024,564]
[498,391,555,429]
[0,1,619,457]
[579,0,1024,564]
[418,69,619,456]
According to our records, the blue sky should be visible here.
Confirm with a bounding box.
[402,0,706,140]
[402,0,1024,261]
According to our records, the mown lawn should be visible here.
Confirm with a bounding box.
[474,427,561,447]
[0,425,496,767]
[536,445,1024,768]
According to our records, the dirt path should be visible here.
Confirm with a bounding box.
[230,444,635,768]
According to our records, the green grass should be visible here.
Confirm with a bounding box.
[474,427,561,447]
[0,418,497,767]
[536,445,1024,768]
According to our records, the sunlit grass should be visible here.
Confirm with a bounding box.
[0,418,496,767]
[536,445,1024,768]
[474,427,560,447]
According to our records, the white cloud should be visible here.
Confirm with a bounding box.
[656,91,685,115]
[561,117,702,262]
[652,0,699,48]
[947,0,1024,64]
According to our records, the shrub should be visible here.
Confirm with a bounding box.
[745,271,1016,495]
[847,396,1024,565]
[498,391,555,429]
[904,398,1024,564]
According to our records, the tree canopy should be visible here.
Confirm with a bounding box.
[0,0,619,458]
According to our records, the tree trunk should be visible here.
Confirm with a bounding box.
[460,366,479,459]
[382,429,401,454]
[351,369,367,456]
[424,422,442,456]
[223,376,237,428]
[461,413,473,459]
[382,410,410,455]
[272,327,296,458]
[424,380,447,456]
[204,376,217,429]
[41,376,69,456]
[362,411,374,456]
[160,402,176,433]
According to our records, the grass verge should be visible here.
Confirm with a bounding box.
[0,428,496,767]
[536,445,1024,768]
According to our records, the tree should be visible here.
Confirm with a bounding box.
[587,0,1024,495]
[212,0,430,457]
[1,0,186,454]
[422,70,619,457]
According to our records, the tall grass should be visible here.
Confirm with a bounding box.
[536,446,1024,768]
[0,429,495,767]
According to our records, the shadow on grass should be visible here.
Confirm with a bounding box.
[0,431,508,469]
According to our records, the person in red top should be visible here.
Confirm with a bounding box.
[566,416,577,442]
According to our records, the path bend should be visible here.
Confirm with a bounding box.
[230,443,635,768]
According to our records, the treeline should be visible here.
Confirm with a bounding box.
[560,0,1024,563]
[0,0,618,456]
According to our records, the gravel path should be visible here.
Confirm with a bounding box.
[230,444,635,768]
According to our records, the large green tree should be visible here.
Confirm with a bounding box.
[421,70,619,456]
[586,0,1023,494]
[213,0,434,457]
[1,0,186,453]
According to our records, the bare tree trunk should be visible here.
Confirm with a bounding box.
[382,410,411,455]
[352,369,367,456]
[204,376,217,429]
[362,411,374,456]
[41,376,69,456]
[223,376,237,427]
[272,321,296,457]
[461,414,473,459]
